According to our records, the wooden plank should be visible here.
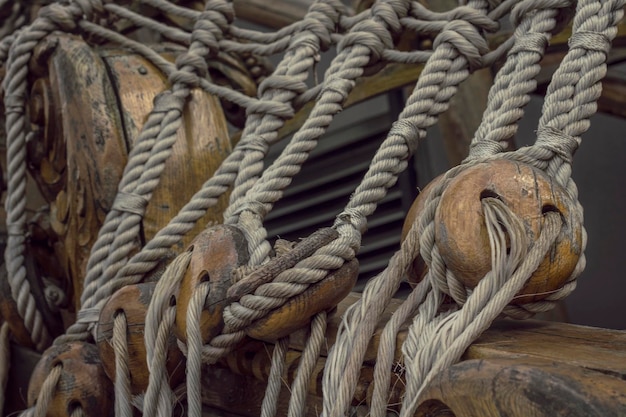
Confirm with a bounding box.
[465,319,626,379]
[212,290,626,416]
[101,51,233,254]
[201,364,324,417]
[289,292,626,378]
[415,357,626,417]
[233,0,313,29]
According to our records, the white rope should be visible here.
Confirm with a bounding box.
[260,336,289,417]
[143,251,191,417]
[113,312,133,417]
[287,312,327,417]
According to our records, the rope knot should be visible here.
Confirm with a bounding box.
[38,3,79,32]
[449,6,500,33]
[300,0,346,52]
[412,158,583,314]
[389,119,420,156]
[568,31,611,54]
[510,0,575,29]
[334,208,367,235]
[338,18,394,67]
[433,19,489,71]
[534,126,579,164]
[112,191,150,217]
[370,1,409,38]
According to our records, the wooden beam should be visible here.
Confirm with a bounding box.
[197,292,626,416]
[415,357,626,417]
[233,0,313,29]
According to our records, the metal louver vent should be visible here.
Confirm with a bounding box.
[264,98,419,290]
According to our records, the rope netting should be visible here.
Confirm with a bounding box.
[0,0,624,416]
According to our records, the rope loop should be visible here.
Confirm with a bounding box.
[338,20,392,64]
[370,1,408,38]
[415,153,583,314]
[174,51,209,83]
[167,1,234,87]
[450,6,500,33]
[433,19,490,71]
[510,0,575,29]
[299,0,346,51]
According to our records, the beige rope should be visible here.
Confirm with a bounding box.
[113,312,133,417]
[1,0,623,416]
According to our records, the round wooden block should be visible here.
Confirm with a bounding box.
[434,159,583,304]
[401,174,444,287]
[246,259,359,341]
[175,225,250,344]
[27,342,113,417]
[96,282,186,395]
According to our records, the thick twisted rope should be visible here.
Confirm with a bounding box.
[113,313,133,417]
[62,0,235,343]
[320,1,497,415]
[1,1,621,416]
[470,0,575,157]
[2,0,109,352]
[401,203,562,416]
[143,250,191,417]
[220,0,419,345]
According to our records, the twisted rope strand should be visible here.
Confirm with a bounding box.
[113,313,133,417]
[1,0,101,351]
[287,312,327,417]
[470,0,574,159]
[260,336,289,417]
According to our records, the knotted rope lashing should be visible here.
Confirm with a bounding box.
[322,1,623,417]
[0,0,623,416]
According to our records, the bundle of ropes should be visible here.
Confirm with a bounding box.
[0,0,624,416]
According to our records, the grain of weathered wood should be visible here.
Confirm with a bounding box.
[26,36,235,312]
[175,225,250,344]
[199,364,324,417]
[28,342,114,417]
[465,319,626,379]
[415,357,626,417]
[102,51,233,254]
[290,292,626,378]
[30,35,128,311]
[96,282,186,395]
